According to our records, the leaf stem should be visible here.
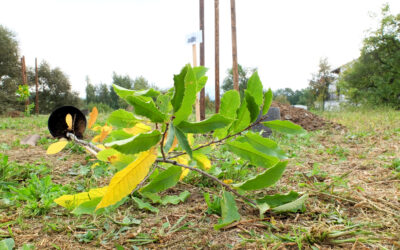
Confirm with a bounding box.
[156,158,257,207]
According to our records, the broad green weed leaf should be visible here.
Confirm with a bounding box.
[233,161,288,190]
[107,109,138,128]
[226,141,279,168]
[177,114,232,133]
[96,147,157,209]
[54,186,108,209]
[0,238,14,250]
[160,191,190,205]
[132,197,159,213]
[263,120,306,135]
[256,191,300,208]
[126,95,166,122]
[214,191,240,230]
[105,130,161,155]
[262,89,273,115]
[46,140,68,155]
[140,165,182,193]
[271,194,308,213]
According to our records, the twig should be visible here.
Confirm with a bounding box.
[168,118,264,159]
[131,166,158,194]
[66,132,102,153]
[160,123,169,161]
[156,158,257,207]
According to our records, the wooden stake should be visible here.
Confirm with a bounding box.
[215,0,220,112]
[199,0,206,120]
[35,58,39,115]
[230,0,239,92]
[192,44,201,122]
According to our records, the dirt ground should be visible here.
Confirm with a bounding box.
[1,109,399,249]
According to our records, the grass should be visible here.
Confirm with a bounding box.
[0,107,400,249]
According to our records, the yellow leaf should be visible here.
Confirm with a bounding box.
[92,135,101,143]
[54,186,108,209]
[46,140,68,155]
[66,113,73,130]
[97,144,106,150]
[96,147,157,209]
[87,107,98,129]
[193,153,211,170]
[187,133,194,146]
[92,125,102,132]
[99,124,112,142]
[175,155,190,180]
[169,137,178,153]
[180,168,190,180]
[91,163,100,169]
[223,179,233,184]
[123,123,151,135]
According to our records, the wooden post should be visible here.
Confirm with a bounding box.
[230,0,239,92]
[20,56,29,106]
[192,44,201,122]
[214,0,220,113]
[199,0,206,120]
[35,58,39,115]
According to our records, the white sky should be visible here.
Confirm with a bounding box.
[1,0,399,99]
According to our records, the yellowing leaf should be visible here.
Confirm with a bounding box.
[87,107,98,129]
[187,133,194,146]
[107,154,120,164]
[96,147,157,209]
[92,124,113,143]
[123,123,152,136]
[180,168,190,180]
[169,137,178,153]
[91,163,100,169]
[223,179,233,184]
[193,153,211,170]
[54,186,108,209]
[92,125,102,132]
[66,113,73,130]
[46,140,68,155]
[97,144,106,150]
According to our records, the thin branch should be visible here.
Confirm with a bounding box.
[160,123,169,161]
[66,132,102,153]
[157,158,257,207]
[168,117,266,159]
[131,165,158,194]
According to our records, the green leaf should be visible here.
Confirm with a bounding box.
[256,202,270,217]
[214,191,241,230]
[105,130,161,155]
[156,94,172,114]
[245,91,259,123]
[262,120,306,135]
[171,65,188,112]
[219,90,240,119]
[160,191,190,205]
[174,125,192,158]
[163,124,175,153]
[233,161,288,191]
[243,132,287,159]
[107,109,138,128]
[113,84,160,98]
[193,66,208,92]
[226,141,279,168]
[246,71,263,107]
[177,114,232,133]
[96,148,120,162]
[173,65,198,125]
[271,194,308,213]
[104,130,134,143]
[256,191,300,208]
[140,166,182,193]
[0,238,14,250]
[96,149,136,171]
[126,95,166,123]
[132,197,159,213]
[262,89,273,115]
[71,197,103,215]
[230,98,251,134]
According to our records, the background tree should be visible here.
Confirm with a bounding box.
[308,57,335,110]
[222,64,257,97]
[0,25,22,113]
[85,76,97,104]
[339,4,400,108]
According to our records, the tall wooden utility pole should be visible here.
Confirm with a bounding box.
[214,0,220,112]
[230,0,239,91]
[20,56,29,106]
[35,58,39,115]
[199,0,206,120]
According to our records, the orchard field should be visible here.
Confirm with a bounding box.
[0,107,399,249]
